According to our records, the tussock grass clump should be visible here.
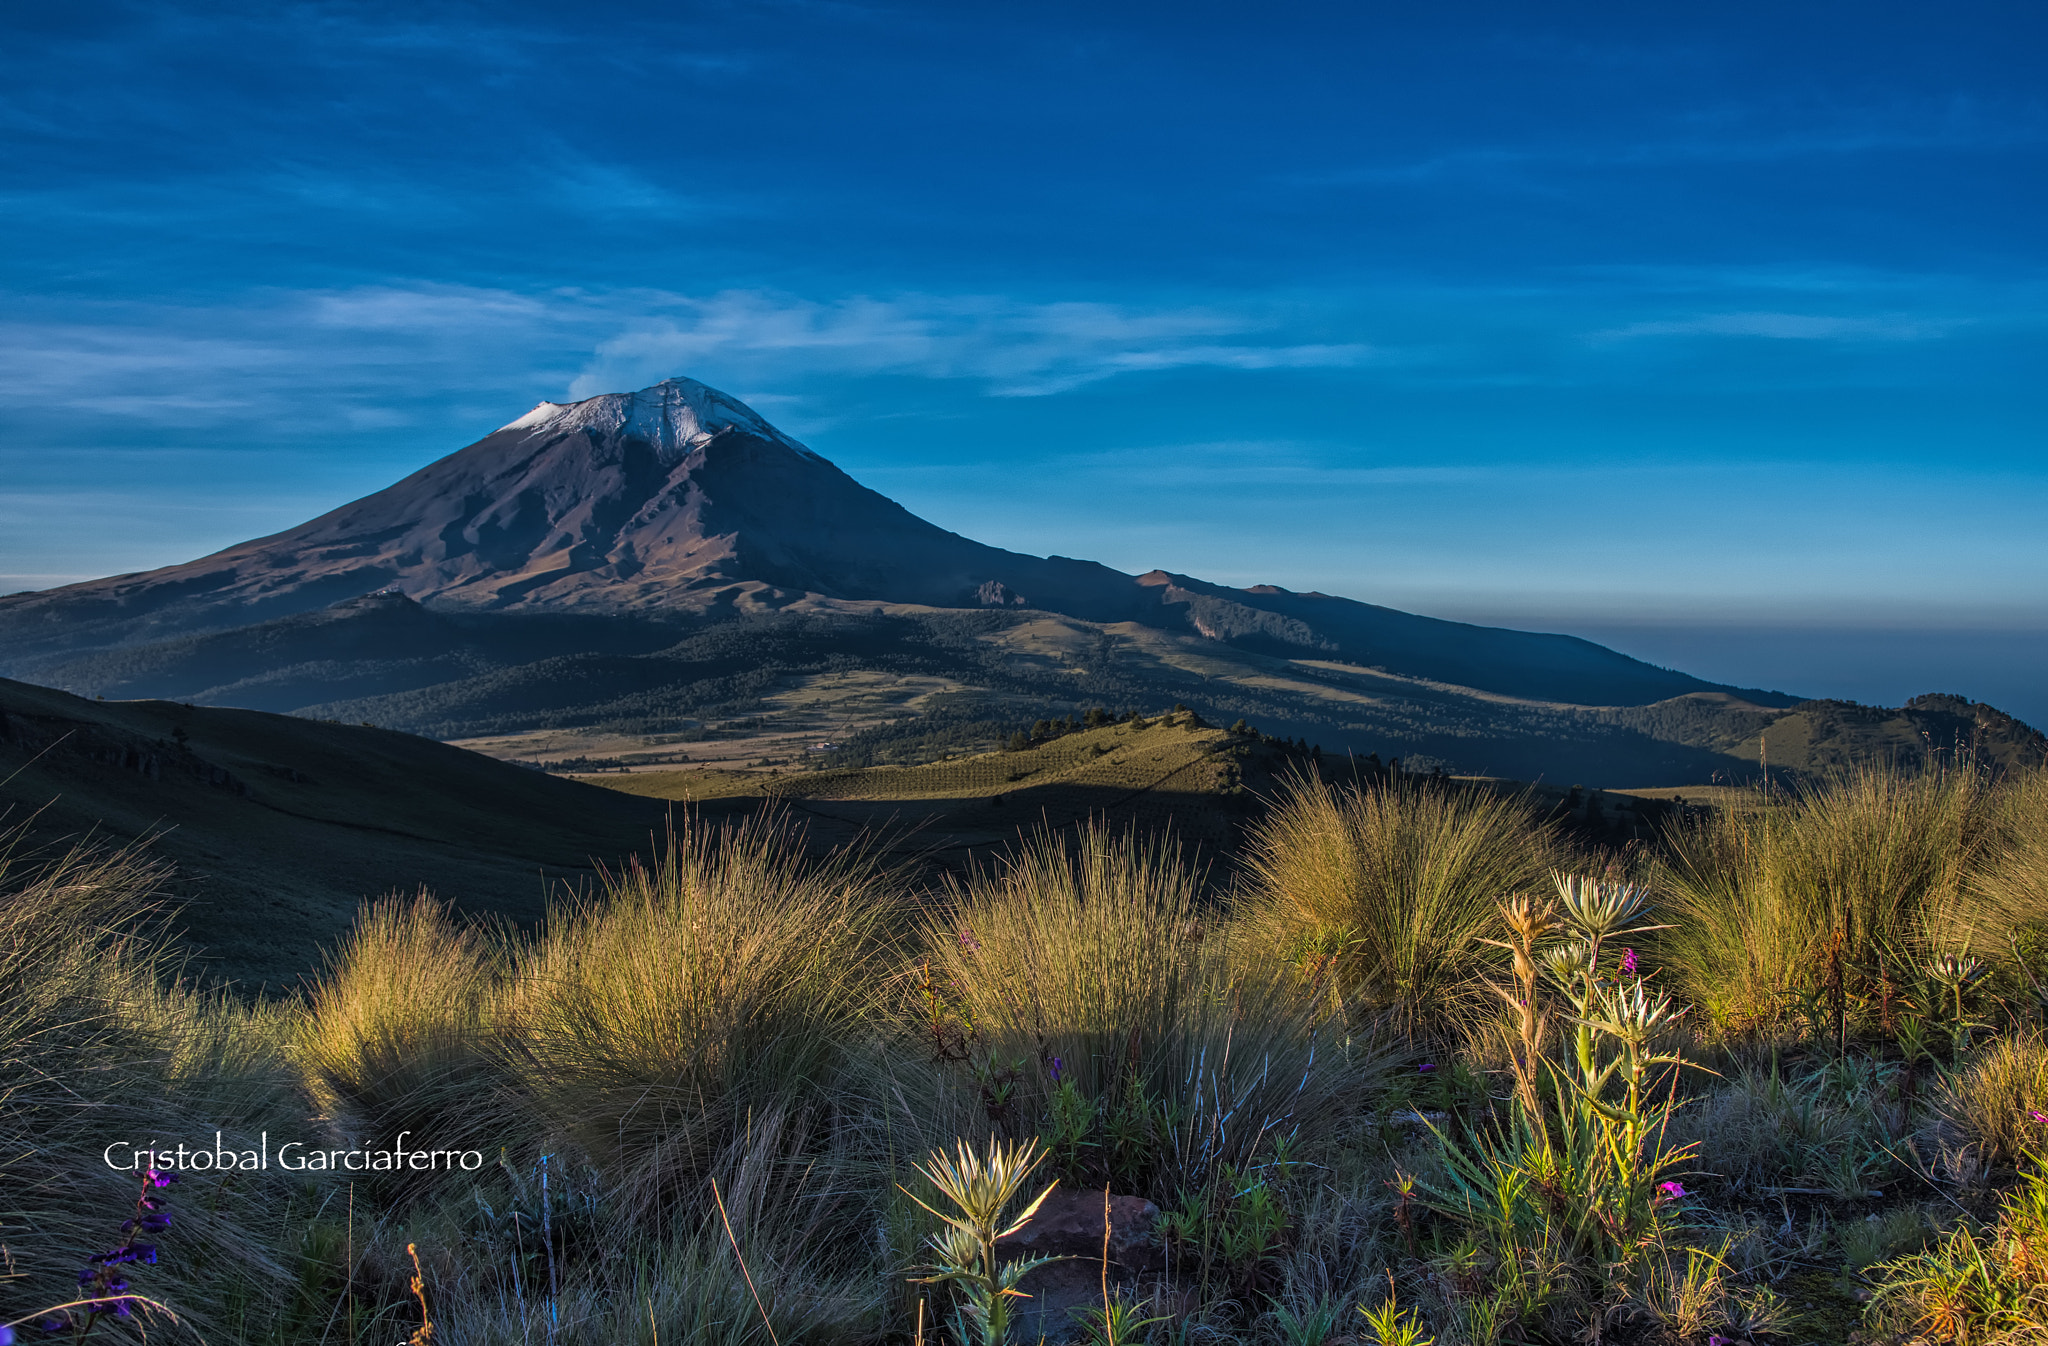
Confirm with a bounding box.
[1239,773,1560,1035]
[513,812,892,1220]
[1662,765,1995,1035]
[1979,767,2048,940]
[921,824,1380,1197]
[0,826,299,1339]
[1942,1032,2048,1170]
[296,891,515,1182]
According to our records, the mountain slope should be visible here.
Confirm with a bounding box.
[0,676,672,985]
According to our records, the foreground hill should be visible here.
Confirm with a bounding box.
[0,676,671,985]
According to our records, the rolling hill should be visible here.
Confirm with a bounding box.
[0,675,673,986]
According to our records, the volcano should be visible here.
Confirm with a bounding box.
[0,376,1789,712]
[0,378,1149,639]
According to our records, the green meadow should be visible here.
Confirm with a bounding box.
[7,750,2048,1345]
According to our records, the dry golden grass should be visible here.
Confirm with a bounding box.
[294,892,516,1192]
[510,811,894,1221]
[1236,772,1561,1036]
[922,822,1385,1195]
[1977,767,2048,938]
[0,825,301,1339]
[1660,767,1996,1034]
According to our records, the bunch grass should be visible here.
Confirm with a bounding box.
[920,822,1381,1198]
[512,810,894,1222]
[1238,772,1561,1036]
[1661,765,1996,1036]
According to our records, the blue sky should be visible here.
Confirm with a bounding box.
[4,2,2044,722]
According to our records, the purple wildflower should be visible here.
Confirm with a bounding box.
[957,927,981,954]
[1048,1056,1063,1083]
[2031,1110,2048,1125]
[57,1170,172,1337]
[1656,1181,1685,1201]
[0,1327,14,1346]
[1417,1062,1437,1074]
[1621,948,1638,975]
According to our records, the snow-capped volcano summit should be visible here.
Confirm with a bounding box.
[0,376,1754,709]
[499,377,820,466]
[0,376,1144,645]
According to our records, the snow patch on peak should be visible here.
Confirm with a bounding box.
[498,377,821,463]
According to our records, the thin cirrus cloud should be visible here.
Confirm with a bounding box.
[0,283,1380,432]
[1593,310,1964,341]
[0,272,2011,444]
[569,292,1377,398]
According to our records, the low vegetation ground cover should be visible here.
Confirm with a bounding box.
[5,759,2048,1344]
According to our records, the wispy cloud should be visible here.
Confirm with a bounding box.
[0,283,1382,433]
[1299,97,2048,191]
[0,269,2019,441]
[1592,311,1964,341]
[570,292,1375,397]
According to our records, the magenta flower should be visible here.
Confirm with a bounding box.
[957,927,981,954]
[1621,947,1638,975]
[1656,1180,1685,1201]
[2031,1110,2048,1124]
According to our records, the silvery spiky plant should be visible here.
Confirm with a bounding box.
[1417,872,1698,1317]
[902,1137,1062,1346]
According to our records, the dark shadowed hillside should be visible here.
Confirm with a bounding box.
[0,676,672,986]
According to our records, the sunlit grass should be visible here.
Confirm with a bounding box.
[295,891,516,1198]
[512,810,895,1223]
[1660,765,1995,1036]
[1238,772,1562,1036]
[7,761,2048,1342]
[920,822,1385,1200]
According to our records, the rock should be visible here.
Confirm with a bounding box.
[996,1189,1164,1272]
[994,1189,1167,1344]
